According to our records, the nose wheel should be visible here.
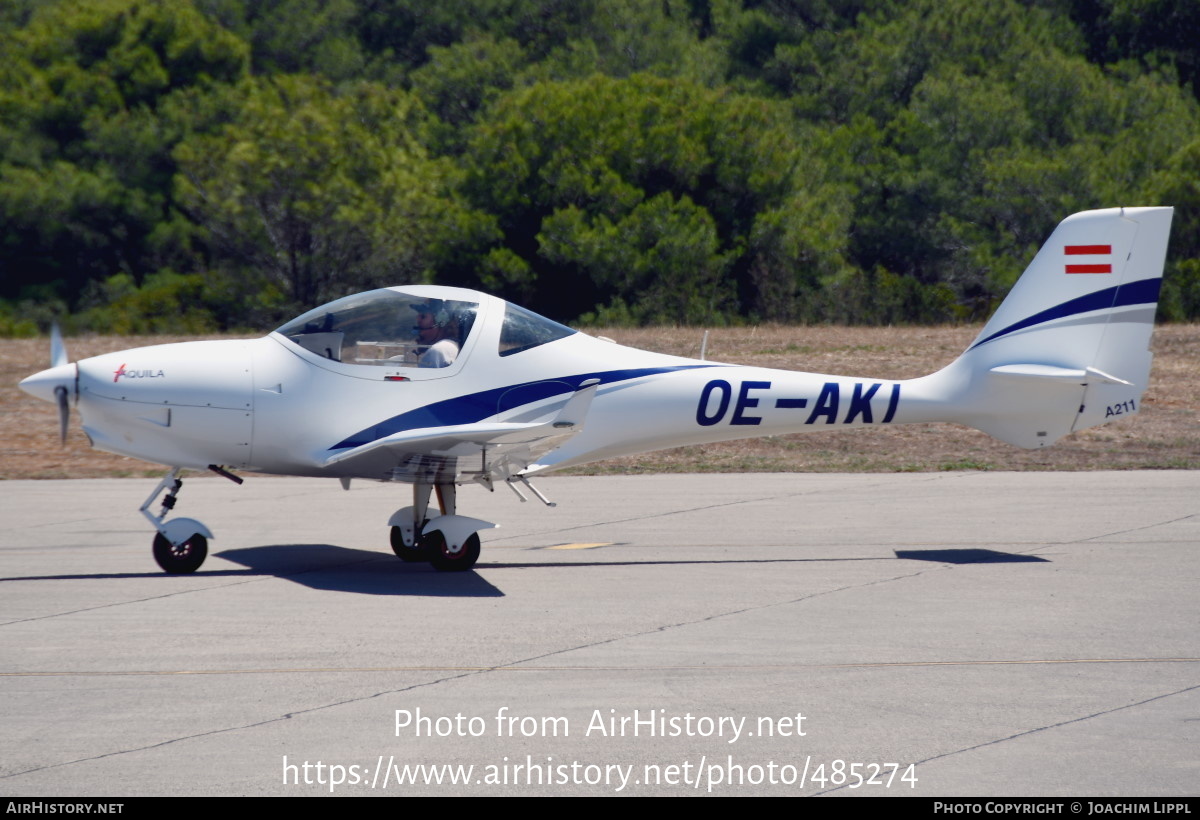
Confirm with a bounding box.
[141,468,216,574]
[153,532,208,574]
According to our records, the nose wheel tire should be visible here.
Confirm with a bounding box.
[152,532,207,574]
[390,526,429,562]
[425,531,481,572]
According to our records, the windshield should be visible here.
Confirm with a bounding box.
[276,289,478,368]
[498,303,576,356]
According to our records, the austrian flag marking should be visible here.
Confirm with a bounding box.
[1064,244,1112,274]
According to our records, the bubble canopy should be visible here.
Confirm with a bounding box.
[275,287,579,368]
[275,288,478,368]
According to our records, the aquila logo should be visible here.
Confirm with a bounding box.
[113,363,165,383]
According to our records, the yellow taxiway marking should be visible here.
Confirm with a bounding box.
[545,542,611,550]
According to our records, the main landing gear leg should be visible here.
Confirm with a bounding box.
[140,468,212,574]
[388,481,489,572]
[424,483,481,572]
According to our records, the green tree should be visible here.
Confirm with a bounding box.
[194,0,367,80]
[0,0,248,304]
[1071,0,1200,100]
[173,76,494,311]
[785,0,1199,316]
[465,73,850,323]
[1149,138,1200,319]
[410,34,528,152]
[538,193,732,323]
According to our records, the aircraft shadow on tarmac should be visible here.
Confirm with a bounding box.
[893,548,1049,564]
[0,545,500,597]
[478,556,894,569]
[0,547,1044,590]
[215,544,504,597]
[453,546,1049,569]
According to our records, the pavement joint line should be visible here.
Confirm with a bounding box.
[483,564,946,672]
[1068,511,1200,543]
[0,555,389,627]
[0,669,481,782]
[4,658,1198,677]
[1,561,947,780]
[817,681,1200,796]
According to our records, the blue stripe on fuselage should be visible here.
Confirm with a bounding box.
[329,365,712,451]
[969,277,1161,351]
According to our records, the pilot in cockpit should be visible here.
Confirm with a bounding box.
[412,300,459,368]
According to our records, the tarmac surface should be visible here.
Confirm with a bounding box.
[1,471,1197,797]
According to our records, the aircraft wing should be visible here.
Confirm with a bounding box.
[317,380,599,482]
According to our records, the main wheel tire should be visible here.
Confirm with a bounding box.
[426,531,481,572]
[390,526,428,562]
[152,532,207,574]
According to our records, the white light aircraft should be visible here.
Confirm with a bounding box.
[18,207,1174,573]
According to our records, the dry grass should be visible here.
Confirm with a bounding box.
[3,326,1198,479]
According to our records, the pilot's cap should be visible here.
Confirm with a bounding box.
[411,300,450,326]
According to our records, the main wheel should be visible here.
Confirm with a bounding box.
[390,526,429,562]
[425,531,481,572]
[152,532,207,574]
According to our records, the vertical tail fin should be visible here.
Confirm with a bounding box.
[924,207,1174,448]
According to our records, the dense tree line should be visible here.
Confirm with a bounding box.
[1,0,1198,334]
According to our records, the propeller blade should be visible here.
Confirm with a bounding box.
[50,322,67,368]
[54,384,70,444]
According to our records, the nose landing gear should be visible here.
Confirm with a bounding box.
[140,468,214,574]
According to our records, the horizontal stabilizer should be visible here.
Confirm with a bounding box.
[989,364,1087,382]
[988,364,1132,386]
